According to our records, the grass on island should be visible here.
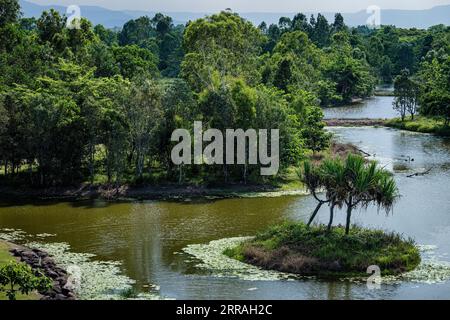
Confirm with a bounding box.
[0,241,40,300]
[385,116,450,136]
[224,222,421,277]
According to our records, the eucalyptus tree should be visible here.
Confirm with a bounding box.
[127,78,163,181]
[181,11,262,93]
[393,69,418,121]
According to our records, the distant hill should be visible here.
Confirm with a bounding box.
[19,0,450,29]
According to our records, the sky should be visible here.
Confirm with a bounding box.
[28,0,450,13]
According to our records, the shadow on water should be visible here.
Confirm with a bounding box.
[1,125,450,299]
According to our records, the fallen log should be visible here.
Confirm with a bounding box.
[407,168,432,178]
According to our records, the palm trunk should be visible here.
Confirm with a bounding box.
[345,199,353,235]
[307,201,324,226]
[328,202,336,231]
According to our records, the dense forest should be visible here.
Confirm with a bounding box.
[0,0,449,186]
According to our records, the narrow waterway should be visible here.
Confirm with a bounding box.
[323,96,398,119]
[1,96,450,299]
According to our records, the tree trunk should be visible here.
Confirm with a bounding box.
[345,202,353,235]
[89,145,95,185]
[327,203,336,231]
[307,201,324,227]
[178,164,183,185]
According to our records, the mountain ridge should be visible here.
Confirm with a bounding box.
[19,0,450,29]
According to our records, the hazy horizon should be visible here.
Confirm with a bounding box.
[26,0,450,13]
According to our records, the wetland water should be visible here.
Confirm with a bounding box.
[1,97,450,299]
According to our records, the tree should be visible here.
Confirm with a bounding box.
[301,154,399,235]
[127,78,163,181]
[181,11,262,92]
[320,157,346,231]
[291,13,310,33]
[380,56,393,84]
[278,17,292,32]
[299,161,330,226]
[36,9,66,51]
[112,45,159,79]
[0,261,52,300]
[342,154,399,235]
[332,13,346,33]
[119,16,153,46]
[393,69,418,121]
[418,52,450,125]
[0,0,20,27]
[152,13,173,37]
[311,14,330,48]
[301,106,331,153]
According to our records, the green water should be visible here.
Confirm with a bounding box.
[1,99,450,299]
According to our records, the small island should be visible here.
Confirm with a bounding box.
[224,222,421,277]
[225,153,422,277]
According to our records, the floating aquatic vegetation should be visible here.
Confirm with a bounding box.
[391,245,450,284]
[36,233,57,238]
[0,229,27,242]
[0,228,162,300]
[183,237,450,286]
[26,241,162,300]
[238,190,309,199]
[183,237,299,281]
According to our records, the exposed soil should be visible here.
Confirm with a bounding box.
[325,118,387,127]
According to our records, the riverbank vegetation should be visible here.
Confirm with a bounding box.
[0,0,449,189]
[390,26,449,132]
[0,240,50,300]
[385,116,450,136]
[224,222,421,277]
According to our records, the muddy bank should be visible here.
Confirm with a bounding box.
[325,118,387,127]
[1,240,76,300]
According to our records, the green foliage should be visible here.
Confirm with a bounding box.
[226,222,421,276]
[0,0,20,27]
[1,1,447,188]
[417,52,450,125]
[385,116,450,136]
[181,11,262,92]
[300,154,399,234]
[0,261,52,300]
[393,69,419,121]
[301,106,331,152]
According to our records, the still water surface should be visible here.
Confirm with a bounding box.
[323,96,398,119]
[1,97,449,299]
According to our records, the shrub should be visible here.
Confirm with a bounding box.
[0,261,52,300]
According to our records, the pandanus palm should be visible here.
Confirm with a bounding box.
[343,154,399,235]
[300,154,399,234]
[299,161,329,226]
[320,158,347,231]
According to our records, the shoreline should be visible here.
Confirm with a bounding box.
[325,118,387,127]
[0,142,363,203]
[0,239,76,300]
[0,184,310,203]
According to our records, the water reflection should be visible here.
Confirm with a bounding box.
[1,127,450,299]
[323,96,398,119]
